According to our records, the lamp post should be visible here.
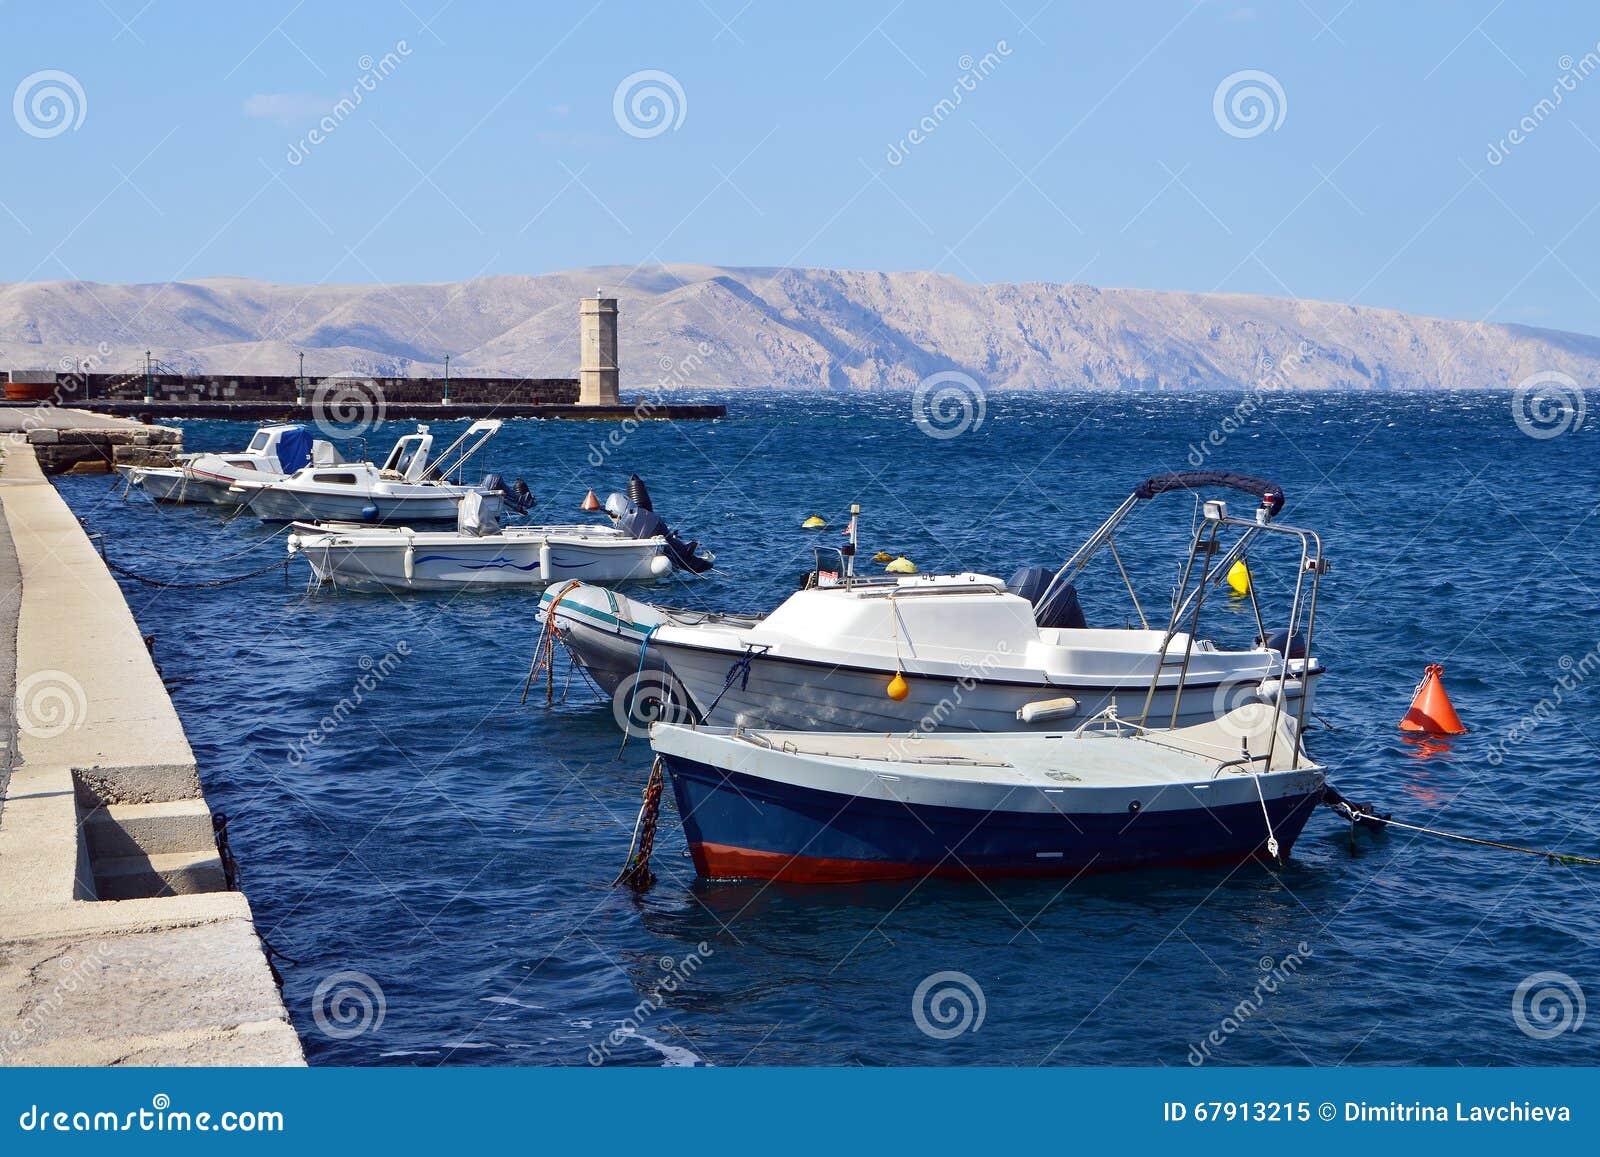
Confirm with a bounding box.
[144,350,153,405]
[296,351,306,406]
[443,354,451,406]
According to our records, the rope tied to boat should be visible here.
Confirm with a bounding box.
[701,646,763,720]
[616,624,661,757]
[614,757,666,890]
[1322,786,1600,866]
[521,580,583,705]
[91,534,293,589]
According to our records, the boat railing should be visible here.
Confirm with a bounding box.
[1135,505,1325,772]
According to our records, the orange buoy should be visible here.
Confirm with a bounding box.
[1398,664,1467,735]
[581,489,601,511]
[886,671,909,701]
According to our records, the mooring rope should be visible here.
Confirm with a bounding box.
[613,757,666,889]
[1326,797,1600,866]
[100,550,292,589]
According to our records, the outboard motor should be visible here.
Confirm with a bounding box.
[1007,566,1087,630]
[481,474,535,517]
[627,474,654,512]
[605,488,713,574]
[1258,629,1308,659]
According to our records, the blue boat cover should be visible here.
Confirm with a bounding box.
[1133,470,1284,516]
[275,426,314,473]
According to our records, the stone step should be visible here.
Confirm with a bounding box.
[92,850,227,901]
[82,798,216,859]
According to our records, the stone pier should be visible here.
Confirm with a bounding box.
[0,406,182,476]
[0,435,302,1066]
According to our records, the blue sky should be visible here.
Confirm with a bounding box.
[4,1,1600,335]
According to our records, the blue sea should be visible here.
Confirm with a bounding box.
[55,390,1600,1067]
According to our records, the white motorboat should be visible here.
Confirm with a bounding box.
[116,424,338,506]
[544,472,1325,734]
[232,420,505,524]
[285,476,714,593]
[289,521,676,592]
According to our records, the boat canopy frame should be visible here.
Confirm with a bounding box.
[1135,502,1325,772]
[1032,471,1287,628]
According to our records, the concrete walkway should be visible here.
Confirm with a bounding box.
[0,437,302,1065]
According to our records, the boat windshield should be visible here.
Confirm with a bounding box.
[384,436,427,476]
[247,431,271,452]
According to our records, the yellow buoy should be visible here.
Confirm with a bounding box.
[886,556,917,574]
[886,671,909,701]
[802,514,827,529]
[871,550,894,564]
[1226,559,1250,596]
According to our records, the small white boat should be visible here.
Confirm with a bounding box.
[289,522,672,592]
[286,477,713,593]
[117,424,338,506]
[233,420,504,524]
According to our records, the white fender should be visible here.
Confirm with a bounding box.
[403,533,415,581]
[1016,696,1079,724]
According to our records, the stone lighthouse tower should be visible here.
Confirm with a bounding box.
[579,292,620,406]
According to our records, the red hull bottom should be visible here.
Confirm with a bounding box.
[688,839,1300,885]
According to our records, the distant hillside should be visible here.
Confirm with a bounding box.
[3,264,1597,391]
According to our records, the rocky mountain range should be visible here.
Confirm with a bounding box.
[3,264,1596,391]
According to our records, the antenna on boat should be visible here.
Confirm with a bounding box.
[844,503,859,584]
